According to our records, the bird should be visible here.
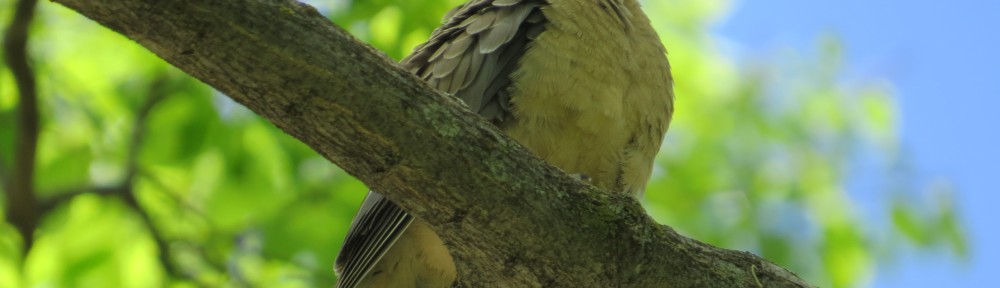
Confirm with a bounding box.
[334,0,673,287]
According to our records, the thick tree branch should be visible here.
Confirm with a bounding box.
[51,0,813,287]
[3,0,40,252]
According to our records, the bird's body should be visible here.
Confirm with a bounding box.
[335,0,672,287]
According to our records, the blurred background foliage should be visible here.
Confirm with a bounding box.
[0,0,966,287]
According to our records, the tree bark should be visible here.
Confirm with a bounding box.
[50,0,814,287]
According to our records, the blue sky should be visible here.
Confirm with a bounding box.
[714,0,999,286]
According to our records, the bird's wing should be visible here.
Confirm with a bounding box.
[334,1,548,287]
[335,192,412,288]
[402,0,547,123]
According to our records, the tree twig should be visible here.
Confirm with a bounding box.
[121,184,180,276]
[112,75,183,278]
[36,185,128,214]
[3,0,40,252]
[124,76,169,179]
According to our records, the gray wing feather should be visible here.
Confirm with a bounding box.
[335,192,412,288]
[405,0,546,123]
[335,1,547,287]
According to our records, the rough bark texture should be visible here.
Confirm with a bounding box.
[50,0,815,287]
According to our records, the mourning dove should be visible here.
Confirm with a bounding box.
[335,0,673,286]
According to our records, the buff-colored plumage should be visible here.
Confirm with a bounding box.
[335,0,673,287]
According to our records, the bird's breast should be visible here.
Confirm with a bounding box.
[502,0,672,193]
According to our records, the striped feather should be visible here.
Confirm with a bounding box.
[334,1,548,287]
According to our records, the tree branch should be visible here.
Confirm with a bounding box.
[3,0,40,252]
[50,0,814,286]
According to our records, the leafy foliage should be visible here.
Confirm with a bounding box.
[0,0,964,287]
